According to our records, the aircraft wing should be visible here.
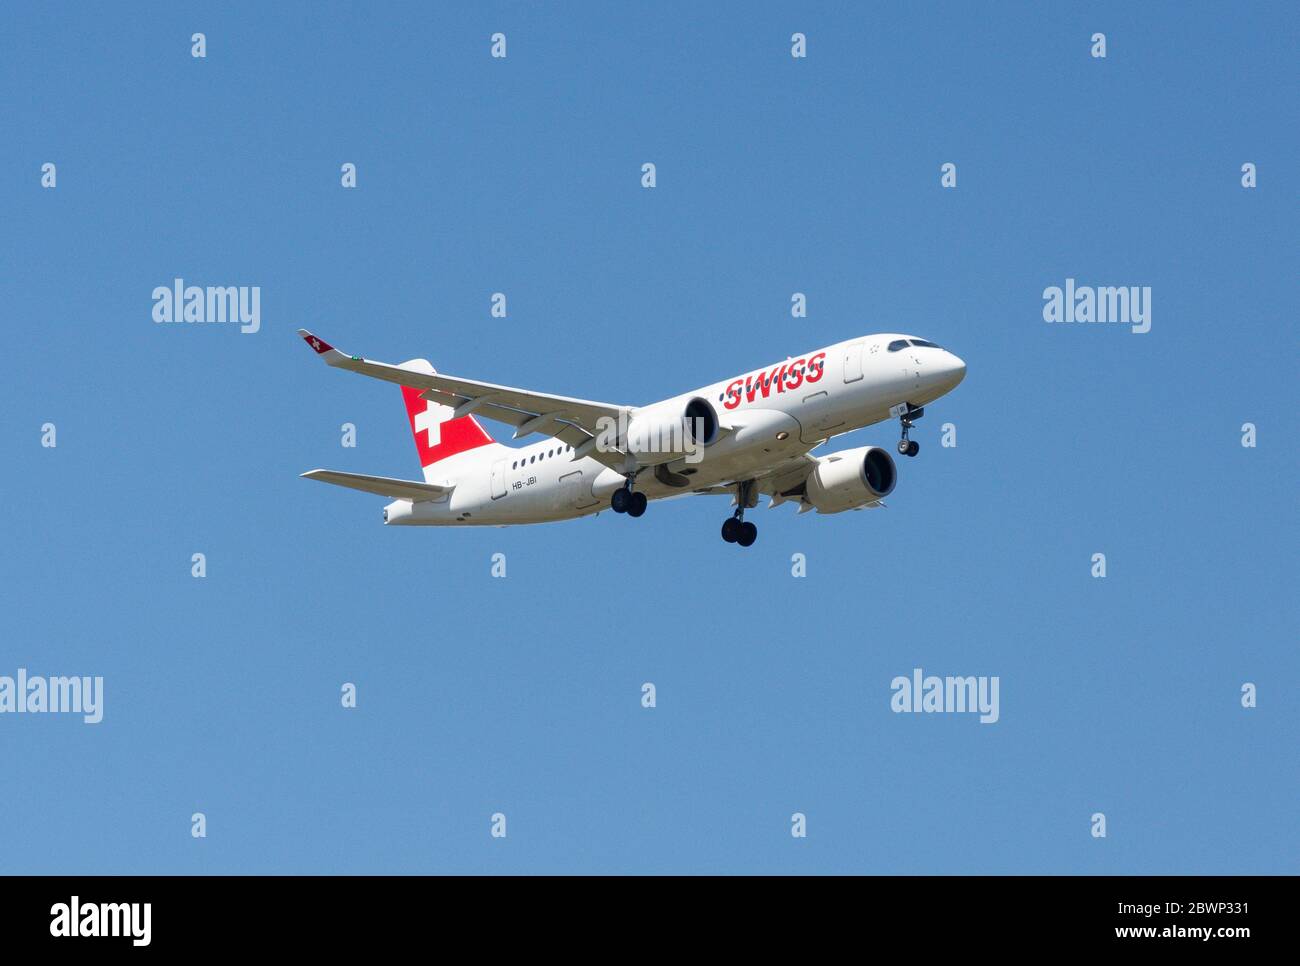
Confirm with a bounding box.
[301,469,453,502]
[298,330,630,470]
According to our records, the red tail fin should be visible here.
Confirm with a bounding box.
[399,360,493,472]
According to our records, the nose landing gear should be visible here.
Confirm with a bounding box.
[721,480,758,547]
[892,403,923,457]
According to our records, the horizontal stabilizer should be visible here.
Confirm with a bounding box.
[301,469,453,502]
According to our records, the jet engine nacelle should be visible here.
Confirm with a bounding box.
[623,396,720,466]
[804,446,897,514]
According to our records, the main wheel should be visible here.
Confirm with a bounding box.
[721,517,741,543]
[736,521,758,547]
[611,488,629,513]
[907,440,920,457]
[627,492,648,517]
[897,439,910,455]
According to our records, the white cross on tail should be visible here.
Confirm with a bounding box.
[413,398,451,448]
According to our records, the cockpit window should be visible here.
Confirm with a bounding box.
[909,339,943,349]
[887,339,909,352]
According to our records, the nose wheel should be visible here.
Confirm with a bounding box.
[721,480,758,547]
[894,403,923,457]
[611,477,647,517]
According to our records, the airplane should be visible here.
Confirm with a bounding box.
[296,329,966,547]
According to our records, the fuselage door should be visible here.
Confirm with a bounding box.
[843,342,865,383]
[490,459,507,499]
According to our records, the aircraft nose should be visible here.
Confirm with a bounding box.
[936,351,966,390]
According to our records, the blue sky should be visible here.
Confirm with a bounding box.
[2,1,1295,874]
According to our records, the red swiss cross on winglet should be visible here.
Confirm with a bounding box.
[297,328,334,354]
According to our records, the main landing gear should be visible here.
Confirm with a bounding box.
[894,403,923,458]
[721,480,758,547]
[610,476,647,517]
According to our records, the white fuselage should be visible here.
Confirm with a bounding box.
[384,334,965,526]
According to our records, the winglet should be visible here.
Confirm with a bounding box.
[298,328,334,353]
[297,329,354,368]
